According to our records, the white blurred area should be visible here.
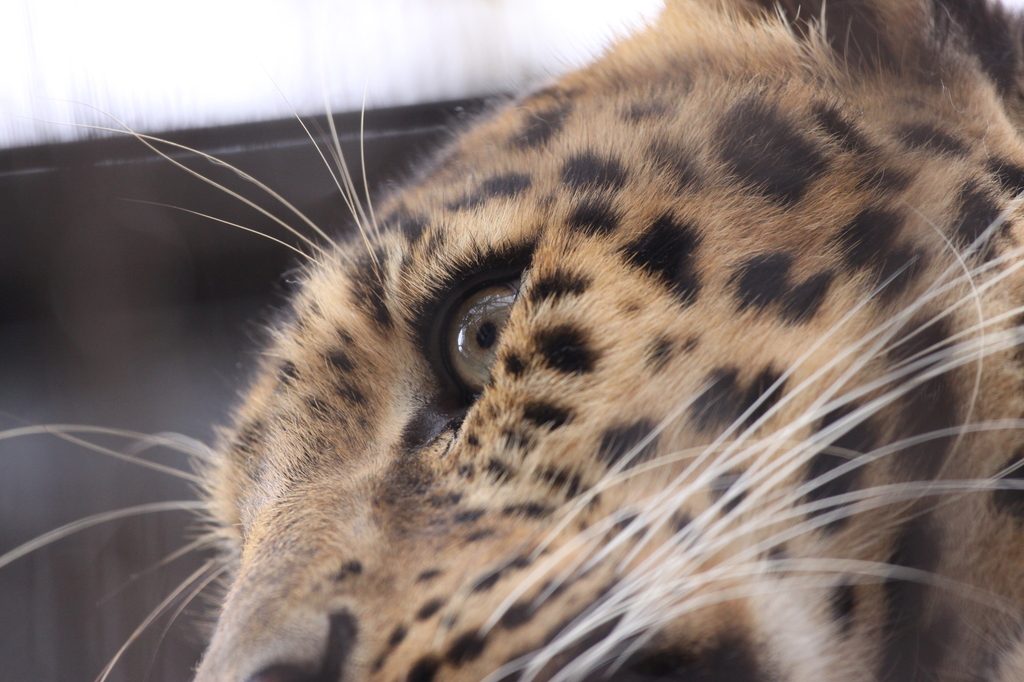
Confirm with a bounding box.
[5,0,1024,150]
[0,0,664,148]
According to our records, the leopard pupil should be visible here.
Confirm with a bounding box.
[476,321,497,349]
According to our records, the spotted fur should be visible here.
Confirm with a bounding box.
[196,1,1024,681]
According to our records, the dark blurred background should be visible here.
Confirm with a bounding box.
[0,98,490,682]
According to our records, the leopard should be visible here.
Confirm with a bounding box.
[190,1,1024,681]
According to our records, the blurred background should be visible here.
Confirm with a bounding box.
[0,1,662,680]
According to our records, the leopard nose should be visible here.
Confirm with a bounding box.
[200,609,358,682]
[247,611,358,682]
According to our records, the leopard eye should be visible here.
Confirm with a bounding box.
[447,280,520,393]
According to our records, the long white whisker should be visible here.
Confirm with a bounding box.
[0,501,208,570]
[94,559,224,682]
[96,536,217,606]
[0,424,202,482]
[123,199,317,265]
[140,561,228,682]
[34,110,328,255]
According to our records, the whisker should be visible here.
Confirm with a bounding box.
[0,424,202,482]
[96,536,217,606]
[33,110,328,257]
[94,558,224,682]
[257,64,382,273]
[0,501,208,570]
[141,561,228,682]
[123,200,317,264]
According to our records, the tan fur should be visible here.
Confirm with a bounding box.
[195,2,1024,681]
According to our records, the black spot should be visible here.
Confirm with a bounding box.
[647,336,675,372]
[612,511,640,535]
[527,270,590,304]
[826,402,879,455]
[416,598,446,621]
[648,138,700,192]
[540,613,624,673]
[350,252,392,329]
[465,529,495,542]
[446,631,488,666]
[717,97,827,206]
[454,509,486,524]
[472,569,503,592]
[830,583,856,632]
[509,555,532,570]
[502,502,552,518]
[503,353,526,377]
[804,454,860,533]
[875,246,927,303]
[860,166,913,194]
[887,319,959,479]
[280,361,298,384]
[989,159,1024,197]
[880,515,953,682]
[710,472,745,513]
[835,207,903,269]
[782,271,833,323]
[501,427,532,453]
[486,458,514,482]
[449,173,533,210]
[388,625,408,648]
[417,569,442,582]
[428,492,462,508]
[500,602,536,629]
[465,432,480,447]
[523,402,573,429]
[993,449,1024,518]
[623,100,670,122]
[741,366,785,430]
[512,104,572,149]
[484,173,532,198]
[617,636,761,682]
[326,349,355,373]
[306,396,332,420]
[690,368,744,433]
[566,198,620,235]
[537,467,583,498]
[597,420,659,468]
[899,123,966,156]
[234,421,264,456]
[561,152,627,192]
[954,182,1003,258]
[334,560,363,582]
[406,656,440,682]
[383,207,429,243]
[811,103,871,154]
[733,252,793,312]
[622,214,702,306]
[670,511,692,532]
[336,381,367,407]
[536,325,596,374]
